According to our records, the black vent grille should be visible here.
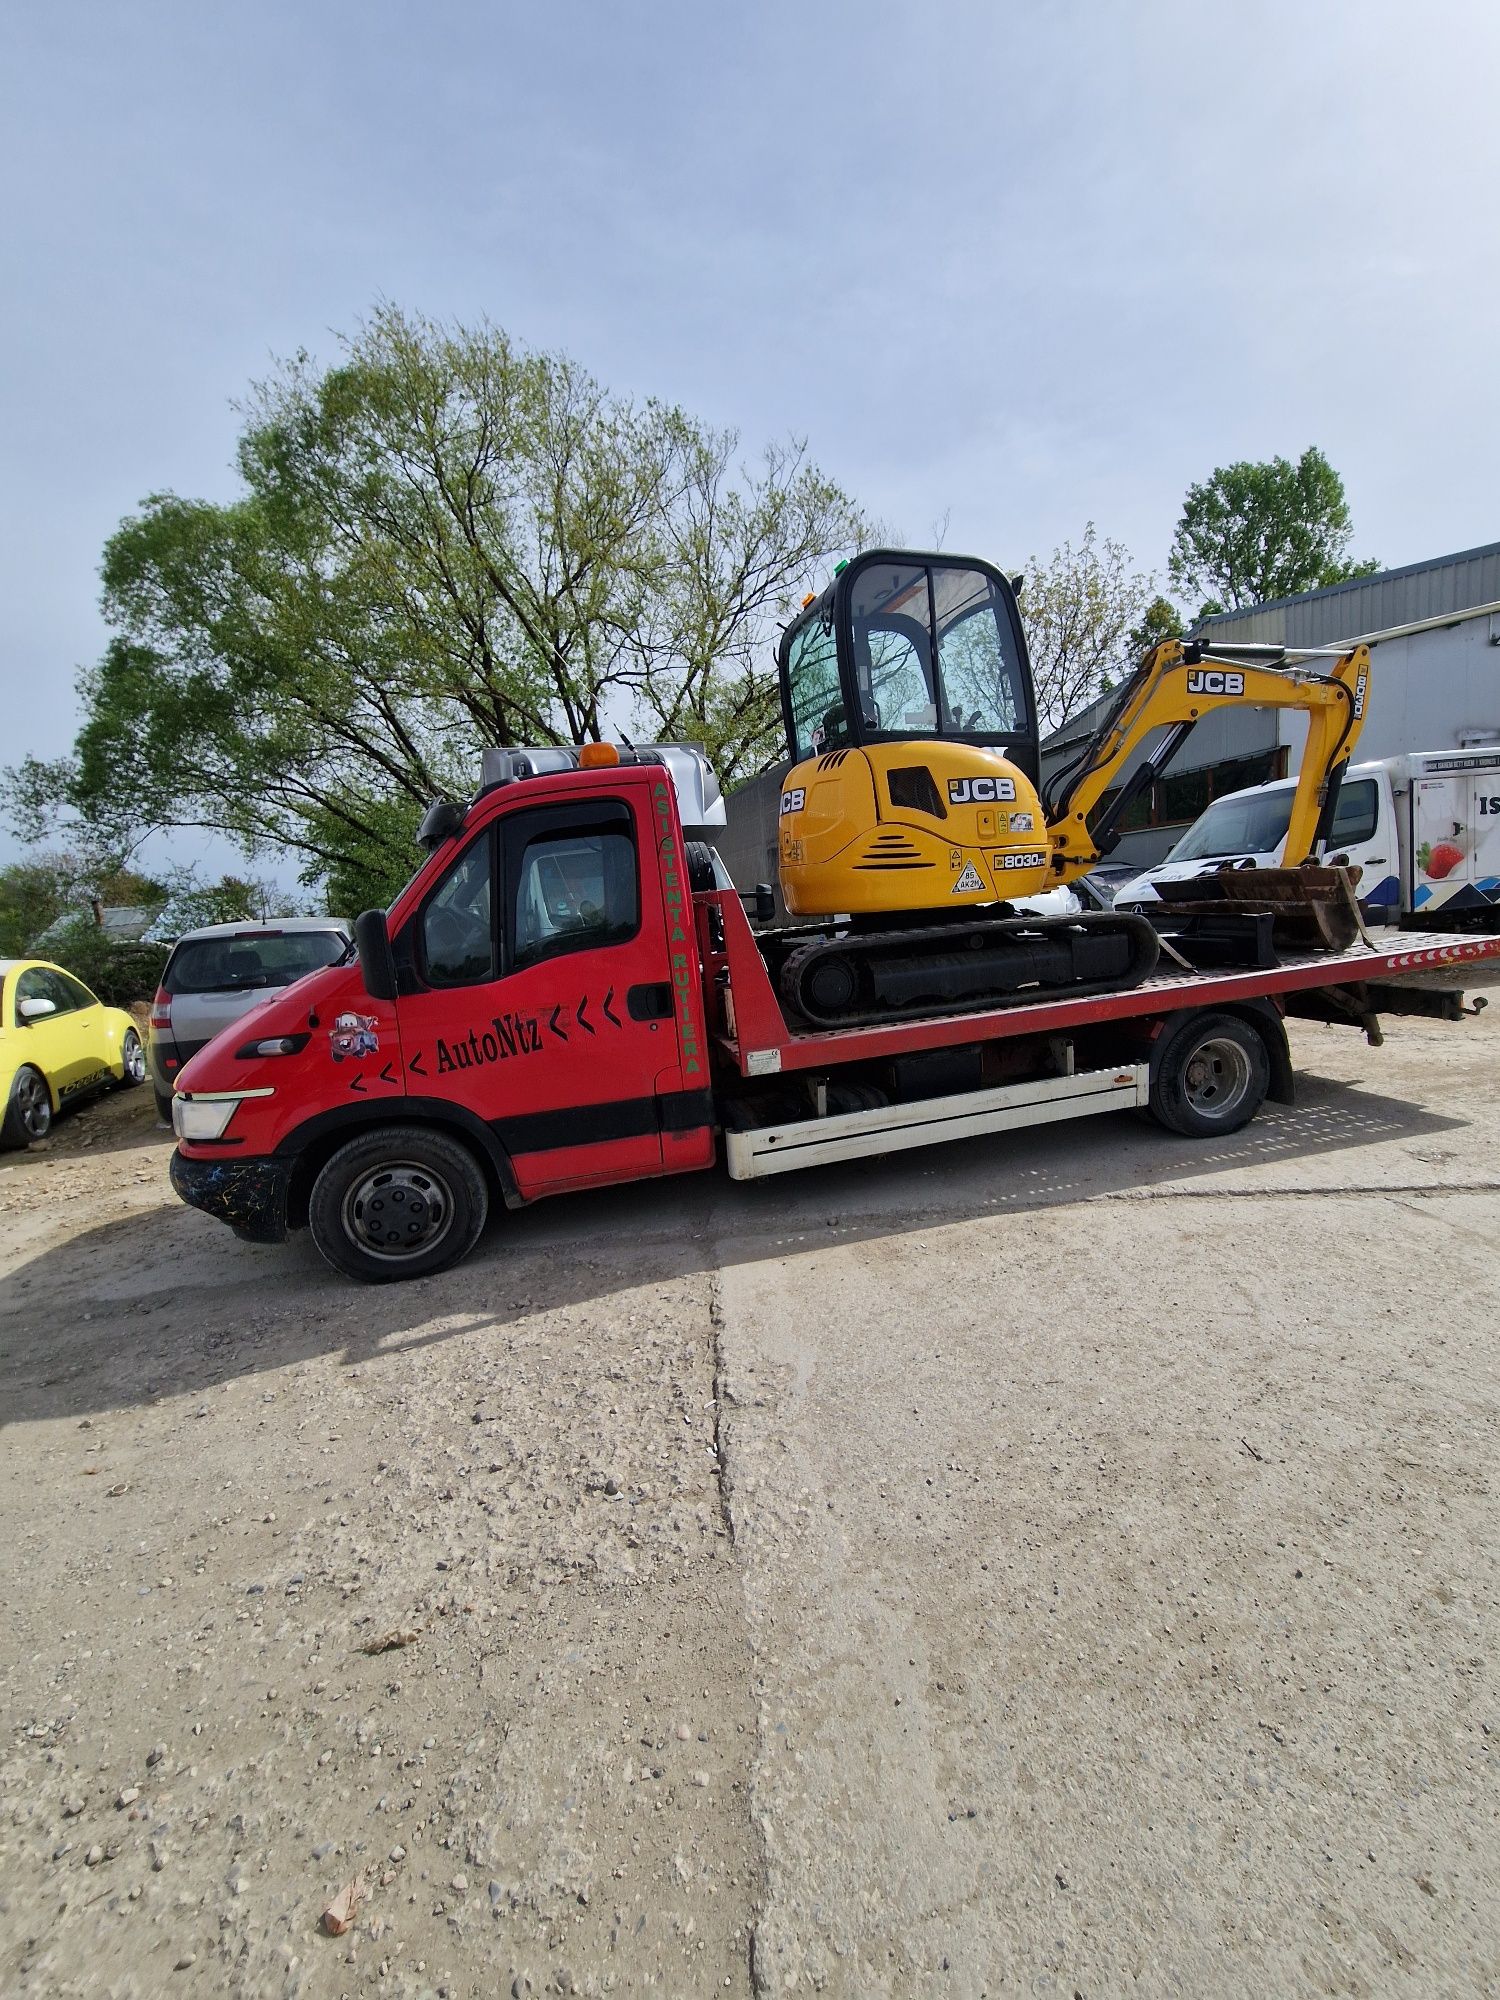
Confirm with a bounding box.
[854,831,934,871]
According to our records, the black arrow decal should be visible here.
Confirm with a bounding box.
[379,1061,397,1084]
[408,1049,427,1077]
[349,1073,367,1093]
[602,986,620,1029]
[576,994,594,1036]
[548,1004,568,1042]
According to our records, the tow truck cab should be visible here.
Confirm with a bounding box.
[170,753,719,1280]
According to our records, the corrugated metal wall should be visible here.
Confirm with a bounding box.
[1199,541,1500,648]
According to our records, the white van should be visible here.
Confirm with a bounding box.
[1113,748,1500,929]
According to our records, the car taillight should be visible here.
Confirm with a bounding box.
[150,988,172,1031]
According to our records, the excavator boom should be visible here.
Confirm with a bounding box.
[1043,638,1372,879]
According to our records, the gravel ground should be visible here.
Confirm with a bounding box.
[1,1012,1497,1997]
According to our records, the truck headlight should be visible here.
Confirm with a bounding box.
[173,1088,274,1142]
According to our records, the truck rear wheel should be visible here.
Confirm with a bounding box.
[308,1126,489,1282]
[1149,1012,1270,1137]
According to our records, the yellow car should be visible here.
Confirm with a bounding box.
[0,958,147,1148]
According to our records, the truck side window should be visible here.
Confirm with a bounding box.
[512,824,638,971]
[420,836,496,987]
[1330,778,1379,846]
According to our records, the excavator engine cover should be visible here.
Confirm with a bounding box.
[778,741,1053,917]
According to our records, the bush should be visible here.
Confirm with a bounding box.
[45,919,169,1007]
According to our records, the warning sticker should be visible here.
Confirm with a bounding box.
[952,861,986,894]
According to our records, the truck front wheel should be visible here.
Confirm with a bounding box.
[308,1126,489,1282]
[1149,1012,1270,1138]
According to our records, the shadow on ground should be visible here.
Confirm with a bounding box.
[0,1067,1469,1429]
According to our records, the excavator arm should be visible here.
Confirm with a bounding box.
[1042,639,1372,880]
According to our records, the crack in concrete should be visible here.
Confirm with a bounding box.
[1092,1181,1500,1201]
[705,1262,770,1995]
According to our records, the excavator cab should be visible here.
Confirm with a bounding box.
[779,551,1039,779]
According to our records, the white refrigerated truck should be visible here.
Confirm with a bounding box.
[1113,747,1500,930]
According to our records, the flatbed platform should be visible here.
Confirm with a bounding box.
[700,891,1500,1078]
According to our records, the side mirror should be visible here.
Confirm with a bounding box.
[416,798,466,852]
[354,909,398,1002]
[18,996,57,1022]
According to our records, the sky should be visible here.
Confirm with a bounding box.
[4,0,1499,883]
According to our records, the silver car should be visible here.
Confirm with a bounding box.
[148,918,351,1119]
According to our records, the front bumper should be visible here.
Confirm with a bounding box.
[169,1149,292,1244]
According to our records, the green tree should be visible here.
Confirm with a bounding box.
[0,853,85,955]
[4,308,868,906]
[152,868,301,935]
[1168,447,1378,619]
[0,850,166,955]
[1128,594,1184,660]
[1018,524,1157,733]
[43,916,169,1008]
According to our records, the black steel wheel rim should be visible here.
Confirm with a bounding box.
[1182,1036,1253,1121]
[341,1160,456,1261]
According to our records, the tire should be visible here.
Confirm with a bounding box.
[1,1066,54,1149]
[154,1089,175,1125]
[1149,1012,1270,1137]
[307,1125,489,1283]
[684,841,718,894]
[118,1029,147,1088]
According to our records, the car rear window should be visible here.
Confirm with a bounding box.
[164,931,347,995]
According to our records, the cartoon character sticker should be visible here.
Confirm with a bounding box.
[329,1011,380,1063]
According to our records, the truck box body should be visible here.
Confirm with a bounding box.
[1114,748,1500,927]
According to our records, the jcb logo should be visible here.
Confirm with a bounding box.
[779,787,806,816]
[947,776,1017,804]
[1184,669,1244,696]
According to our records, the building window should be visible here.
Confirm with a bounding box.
[1093,748,1290,835]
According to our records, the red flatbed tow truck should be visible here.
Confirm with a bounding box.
[169,751,1500,1280]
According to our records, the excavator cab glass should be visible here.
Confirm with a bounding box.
[778,550,1038,778]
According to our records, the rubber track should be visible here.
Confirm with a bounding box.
[778,912,1162,1029]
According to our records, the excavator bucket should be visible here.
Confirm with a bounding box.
[1152,866,1363,956]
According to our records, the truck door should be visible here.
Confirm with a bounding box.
[1324,772,1398,914]
[394,792,705,1198]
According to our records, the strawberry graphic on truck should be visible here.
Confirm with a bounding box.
[1419,838,1466,880]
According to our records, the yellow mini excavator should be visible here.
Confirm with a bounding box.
[771,548,1370,1025]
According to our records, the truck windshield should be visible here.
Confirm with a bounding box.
[1168,778,1378,862]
